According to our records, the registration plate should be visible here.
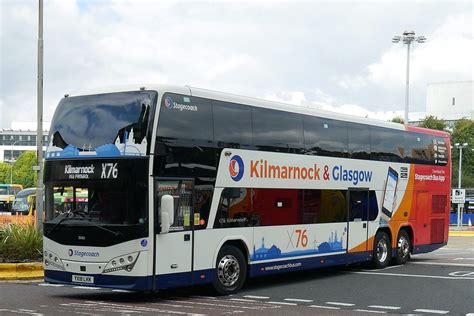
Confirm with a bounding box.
[72,275,94,284]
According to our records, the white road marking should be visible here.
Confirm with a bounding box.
[243,295,270,299]
[434,252,470,256]
[354,309,386,314]
[326,301,355,306]
[284,298,314,303]
[454,258,474,261]
[360,265,400,271]
[38,283,64,287]
[465,313,474,316]
[190,295,217,300]
[309,305,340,310]
[414,309,450,314]
[72,286,102,290]
[229,298,257,302]
[267,301,297,306]
[349,271,474,280]
[411,261,474,267]
[368,305,401,310]
[111,289,132,293]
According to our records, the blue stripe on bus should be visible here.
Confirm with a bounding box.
[412,242,446,254]
[46,246,444,291]
[44,270,152,290]
[249,251,371,277]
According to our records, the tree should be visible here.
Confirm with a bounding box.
[451,119,474,188]
[418,115,447,131]
[0,162,10,184]
[391,116,404,124]
[11,151,37,188]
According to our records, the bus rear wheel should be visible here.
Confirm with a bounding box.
[372,231,391,269]
[393,230,411,265]
[212,245,246,295]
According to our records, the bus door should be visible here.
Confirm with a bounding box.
[154,179,194,288]
[347,188,370,253]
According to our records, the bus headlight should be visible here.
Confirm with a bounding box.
[43,249,65,270]
[103,252,140,273]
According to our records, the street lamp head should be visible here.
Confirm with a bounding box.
[462,142,468,146]
[454,143,460,147]
[392,36,401,43]
[403,30,415,37]
[416,36,427,43]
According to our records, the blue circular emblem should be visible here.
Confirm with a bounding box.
[164,96,173,109]
[229,155,244,182]
[141,239,148,247]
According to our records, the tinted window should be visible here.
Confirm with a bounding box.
[153,142,217,178]
[50,91,156,149]
[194,182,214,229]
[214,188,363,228]
[347,123,371,160]
[303,189,348,223]
[157,94,213,142]
[252,107,304,153]
[405,132,435,164]
[212,101,252,147]
[370,127,405,162]
[304,116,348,157]
[214,188,253,228]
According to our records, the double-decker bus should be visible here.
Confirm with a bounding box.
[43,85,451,294]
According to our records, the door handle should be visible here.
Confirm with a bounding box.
[184,234,190,241]
[363,223,367,228]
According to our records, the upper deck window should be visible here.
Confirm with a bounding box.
[157,93,213,143]
[49,91,156,150]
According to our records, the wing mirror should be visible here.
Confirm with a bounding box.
[160,194,174,234]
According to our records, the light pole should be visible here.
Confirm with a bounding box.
[454,142,468,227]
[36,0,44,230]
[392,31,426,124]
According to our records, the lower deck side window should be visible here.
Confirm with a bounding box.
[213,188,378,228]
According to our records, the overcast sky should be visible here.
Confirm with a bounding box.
[0,0,472,128]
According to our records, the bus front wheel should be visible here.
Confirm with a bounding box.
[393,230,411,265]
[212,245,246,295]
[372,231,391,269]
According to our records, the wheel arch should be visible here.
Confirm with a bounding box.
[213,236,251,268]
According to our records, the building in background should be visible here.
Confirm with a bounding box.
[426,81,473,124]
[0,122,50,162]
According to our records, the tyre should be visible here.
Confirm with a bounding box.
[372,231,391,269]
[393,230,411,265]
[212,245,247,295]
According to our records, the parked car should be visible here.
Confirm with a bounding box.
[11,188,36,215]
[0,184,23,212]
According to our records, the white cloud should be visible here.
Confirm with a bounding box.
[263,89,407,122]
[339,13,473,91]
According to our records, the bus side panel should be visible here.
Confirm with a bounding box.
[410,163,450,252]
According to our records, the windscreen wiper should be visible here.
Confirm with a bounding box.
[46,211,86,235]
[86,221,124,238]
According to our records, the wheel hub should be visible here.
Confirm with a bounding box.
[217,255,240,287]
[376,238,388,263]
[398,236,409,258]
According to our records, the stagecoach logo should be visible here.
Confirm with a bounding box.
[164,96,173,109]
[68,248,100,258]
[164,96,198,112]
[229,155,244,182]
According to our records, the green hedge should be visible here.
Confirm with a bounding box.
[0,224,43,262]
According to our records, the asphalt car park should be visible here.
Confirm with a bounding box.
[0,236,473,315]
